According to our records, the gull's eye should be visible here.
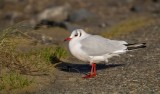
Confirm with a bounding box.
[75,34,78,37]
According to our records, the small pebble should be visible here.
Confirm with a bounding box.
[69,78,77,82]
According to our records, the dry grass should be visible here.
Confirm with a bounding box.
[101,16,155,38]
[0,24,69,93]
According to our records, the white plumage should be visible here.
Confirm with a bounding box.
[64,29,146,78]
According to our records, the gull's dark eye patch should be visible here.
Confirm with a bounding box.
[79,32,82,37]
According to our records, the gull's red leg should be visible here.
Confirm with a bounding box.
[83,63,96,78]
[93,63,96,76]
[90,63,94,74]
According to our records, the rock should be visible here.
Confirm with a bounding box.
[30,4,70,28]
[62,22,80,32]
[67,9,94,22]
[130,5,142,12]
[24,3,37,14]
[37,4,70,22]
[98,23,107,28]
[34,20,79,32]
[34,20,66,29]
[3,11,23,25]
[26,32,57,45]
[156,73,160,80]
[41,35,55,45]
[152,0,159,3]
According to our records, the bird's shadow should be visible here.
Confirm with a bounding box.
[55,61,125,74]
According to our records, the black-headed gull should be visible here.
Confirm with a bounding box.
[65,29,146,78]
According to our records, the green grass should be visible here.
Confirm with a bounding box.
[36,46,68,63]
[0,72,33,90]
[40,47,54,62]
[102,16,154,38]
[53,46,68,60]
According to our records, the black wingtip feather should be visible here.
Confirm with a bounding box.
[126,43,146,50]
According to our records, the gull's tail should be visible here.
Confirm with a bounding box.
[125,43,146,50]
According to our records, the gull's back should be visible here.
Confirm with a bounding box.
[80,35,128,56]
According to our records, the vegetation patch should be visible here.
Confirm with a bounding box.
[0,24,69,93]
[0,72,33,90]
[53,46,68,60]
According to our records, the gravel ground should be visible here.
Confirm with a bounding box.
[29,18,160,94]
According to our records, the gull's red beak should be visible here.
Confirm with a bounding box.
[64,38,72,41]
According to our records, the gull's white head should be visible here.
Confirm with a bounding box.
[64,29,88,41]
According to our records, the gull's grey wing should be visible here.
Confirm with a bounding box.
[80,35,127,56]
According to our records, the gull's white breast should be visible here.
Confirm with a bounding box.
[69,40,90,62]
